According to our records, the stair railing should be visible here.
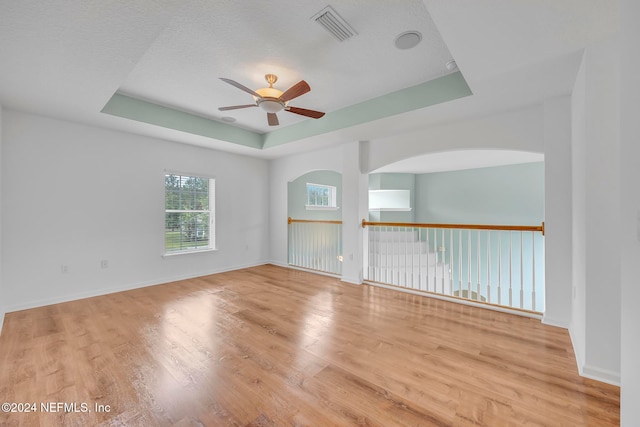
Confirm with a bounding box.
[361,220,545,313]
[288,217,343,275]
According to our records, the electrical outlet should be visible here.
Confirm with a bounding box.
[61,265,69,274]
[101,260,109,269]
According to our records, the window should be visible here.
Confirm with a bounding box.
[306,183,337,209]
[165,174,215,254]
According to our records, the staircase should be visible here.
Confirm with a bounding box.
[366,229,451,294]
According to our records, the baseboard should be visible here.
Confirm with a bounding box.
[0,307,5,336]
[269,261,345,280]
[542,315,570,329]
[568,325,585,376]
[4,260,270,314]
[568,325,621,387]
[364,281,542,319]
[340,276,363,285]
[267,260,289,268]
[582,364,621,387]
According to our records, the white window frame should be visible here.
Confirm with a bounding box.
[164,173,216,256]
[305,182,339,210]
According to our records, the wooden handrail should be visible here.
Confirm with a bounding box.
[362,219,545,235]
[288,217,343,225]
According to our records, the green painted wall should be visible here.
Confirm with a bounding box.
[368,163,545,310]
[102,72,472,151]
[414,162,544,225]
[368,173,415,222]
[287,170,342,221]
[415,162,545,310]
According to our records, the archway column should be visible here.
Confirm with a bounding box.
[340,141,370,284]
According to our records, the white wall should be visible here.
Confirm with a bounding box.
[268,141,368,283]
[270,108,548,286]
[1,110,270,312]
[570,57,587,371]
[0,106,4,334]
[340,141,369,284]
[571,39,622,385]
[269,108,547,273]
[620,0,640,423]
[543,96,573,328]
[268,145,343,267]
[414,162,544,225]
[368,105,544,172]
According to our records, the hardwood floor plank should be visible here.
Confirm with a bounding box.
[0,264,619,426]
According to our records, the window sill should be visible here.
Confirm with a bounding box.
[163,248,218,258]
[305,205,340,211]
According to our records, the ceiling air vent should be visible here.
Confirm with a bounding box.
[312,5,357,42]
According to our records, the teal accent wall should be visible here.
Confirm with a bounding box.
[101,72,472,151]
[287,170,342,221]
[414,162,545,310]
[414,162,544,225]
[263,72,472,148]
[368,173,415,222]
[102,94,263,149]
[368,163,545,310]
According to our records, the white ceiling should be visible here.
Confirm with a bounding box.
[0,0,619,160]
[117,0,454,133]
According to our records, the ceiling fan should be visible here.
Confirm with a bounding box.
[218,74,325,126]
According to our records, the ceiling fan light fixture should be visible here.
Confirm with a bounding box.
[218,74,324,125]
[255,86,283,99]
[254,76,285,112]
[257,98,285,113]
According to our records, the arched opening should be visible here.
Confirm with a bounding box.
[364,149,545,313]
[287,170,343,275]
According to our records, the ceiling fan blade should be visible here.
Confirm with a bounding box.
[279,80,310,102]
[218,104,257,111]
[286,106,325,119]
[267,112,279,126]
[219,78,261,98]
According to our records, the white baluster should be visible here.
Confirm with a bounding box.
[426,228,431,292]
[509,231,513,307]
[520,231,524,309]
[487,231,491,304]
[449,229,454,296]
[441,228,446,294]
[385,226,390,284]
[467,230,472,299]
[376,227,381,282]
[498,231,502,306]
[393,226,398,285]
[411,227,416,289]
[532,232,536,311]
[459,230,462,297]
[404,227,409,287]
[477,230,481,301]
[434,228,438,293]
[418,228,423,290]
[320,224,325,272]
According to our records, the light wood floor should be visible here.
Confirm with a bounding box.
[0,264,619,426]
